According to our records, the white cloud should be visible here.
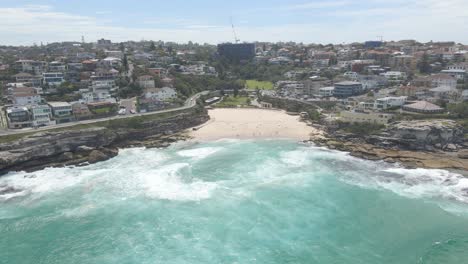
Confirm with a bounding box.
[286,1,350,10]
[0,3,467,45]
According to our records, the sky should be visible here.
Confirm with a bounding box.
[1,0,468,46]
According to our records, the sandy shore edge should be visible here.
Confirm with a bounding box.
[190,108,323,141]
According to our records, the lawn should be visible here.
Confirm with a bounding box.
[245,80,274,90]
[216,96,250,108]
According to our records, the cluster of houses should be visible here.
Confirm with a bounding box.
[267,40,468,125]
[0,39,188,129]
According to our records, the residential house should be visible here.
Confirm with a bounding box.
[6,106,32,128]
[447,63,468,71]
[15,60,46,75]
[358,75,388,90]
[43,72,65,87]
[48,102,74,123]
[340,110,393,125]
[397,85,429,97]
[99,57,122,68]
[333,81,363,98]
[343,71,358,79]
[30,104,55,127]
[11,87,42,105]
[14,72,42,87]
[48,61,67,72]
[428,74,457,89]
[144,87,177,101]
[138,97,168,112]
[104,50,123,59]
[319,87,335,97]
[374,96,407,110]
[390,55,416,72]
[137,75,156,89]
[429,86,459,101]
[462,90,468,101]
[441,69,466,80]
[71,103,92,120]
[82,60,98,71]
[402,101,444,114]
[76,52,96,60]
[380,71,407,84]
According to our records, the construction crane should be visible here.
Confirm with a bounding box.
[230,17,240,44]
[377,35,384,42]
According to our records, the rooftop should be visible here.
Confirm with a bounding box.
[335,81,361,85]
[404,101,443,111]
[48,102,71,107]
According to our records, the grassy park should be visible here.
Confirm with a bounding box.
[215,96,251,108]
[245,80,274,90]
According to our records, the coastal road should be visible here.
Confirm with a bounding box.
[0,92,208,136]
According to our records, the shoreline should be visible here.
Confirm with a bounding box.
[0,107,466,177]
[190,108,324,141]
[190,108,468,175]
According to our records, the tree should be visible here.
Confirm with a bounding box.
[122,54,128,73]
[149,41,156,51]
[417,52,431,74]
[167,46,174,54]
[233,86,239,97]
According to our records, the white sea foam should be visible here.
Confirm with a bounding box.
[142,163,217,201]
[177,147,222,160]
[0,167,91,200]
[280,150,309,167]
[377,168,468,202]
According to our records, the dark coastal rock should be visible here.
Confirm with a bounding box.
[88,150,110,164]
[0,110,210,176]
[0,185,21,195]
[383,120,464,151]
[458,150,468,159]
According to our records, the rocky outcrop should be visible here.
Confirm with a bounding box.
[381,120,465,151]
[0,110,209,175]
[309,119,468,174]
[313,138,468,174]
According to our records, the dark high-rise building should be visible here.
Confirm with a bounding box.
[217,43,256,61]
[364,41,383,49]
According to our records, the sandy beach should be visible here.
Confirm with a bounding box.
[191,108,323,140]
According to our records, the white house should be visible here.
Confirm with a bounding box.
[380,71,407,82]
[429,74,457,89]
[343,71,358,79]
[43,72,65,87]
[12,87,42,105]
[30,104,56,127]
[374,96,407,110]
[441,69,466,80]
[137,75,156,89]
[144,87,177,101]
[319,87,334,97]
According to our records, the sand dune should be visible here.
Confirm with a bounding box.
[191,108,323,140]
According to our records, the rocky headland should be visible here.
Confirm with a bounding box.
[0,109,209,176]
[311,119,468,174]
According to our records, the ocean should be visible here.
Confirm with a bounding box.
[1,139,468,263]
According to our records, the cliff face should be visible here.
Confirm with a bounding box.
[376,120,465,151]
[314,119,468,173]
[0,110,209,175]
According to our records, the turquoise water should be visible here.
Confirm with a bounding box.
[1,139,468,263]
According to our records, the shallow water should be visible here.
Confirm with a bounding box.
[1,139,468,263]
